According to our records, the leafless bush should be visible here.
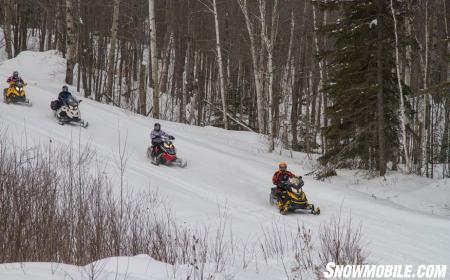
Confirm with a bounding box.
[317,215,367,267]
[0,130,233,278]
[259,221,317,280]
[259,216,368,280]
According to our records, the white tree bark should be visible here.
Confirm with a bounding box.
[65,0,77,85]
[149,0,159,118]
[105,0,120,102]
[259,0,279,151]
[312,1,326,152]
[212,0,228,129]
[390,0,412,173]
[421,1,429,176]
[237,0,265,133]
[281,12,295,148]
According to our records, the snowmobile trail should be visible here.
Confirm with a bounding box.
[0,51,449,267]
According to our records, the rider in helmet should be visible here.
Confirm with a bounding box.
[58,85,73,106]
[7,71,25,85]
[150,123,174,158]
[272,162,300,214]
[4,71,26,101]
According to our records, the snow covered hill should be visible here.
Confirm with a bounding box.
[0,51,449,279]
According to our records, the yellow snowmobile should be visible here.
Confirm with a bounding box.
[4,82,31,106]
[269,177,320,215]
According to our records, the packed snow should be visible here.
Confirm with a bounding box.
[0,51,449,279]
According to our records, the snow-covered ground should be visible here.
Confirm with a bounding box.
[0,51,449,279]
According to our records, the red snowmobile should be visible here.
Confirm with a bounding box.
[146,136,187,167]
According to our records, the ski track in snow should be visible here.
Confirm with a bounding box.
[0,51,449,279]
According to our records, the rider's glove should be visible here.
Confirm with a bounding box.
[299,178,305,187]
[169,135,175,140]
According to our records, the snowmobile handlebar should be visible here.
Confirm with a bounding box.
[280,178,304,190]
[10,82,26,87]
[162,135,175,141]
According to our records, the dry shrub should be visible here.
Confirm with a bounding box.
[259,216,368,280]
[317,215,366,267]
[0,132,221,269]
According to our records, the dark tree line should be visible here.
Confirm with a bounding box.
[1,0,449,178]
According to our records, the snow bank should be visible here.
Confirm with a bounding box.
[332,170,450,217]
[0,255,298,280]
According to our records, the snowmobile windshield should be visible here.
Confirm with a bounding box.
[289,177,300,186]
[67,97,78,107]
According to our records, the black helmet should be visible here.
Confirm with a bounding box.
[62,85,68,92]
[154,123,161,131]
[13,71,19,78]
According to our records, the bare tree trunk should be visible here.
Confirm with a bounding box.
[281,11,295,149]
[440,0,450,177]
[237,0,264,133]
[138,64,146,115]
[105,0,120,101]
[312,1,326,152]
[213,0,228,129]
[259,0,278,150]
[390,0,412,173]
[65,0,77,85]
[305,71,312,154]
[159,32,172,93]
[3,0,13,59]
[149,0,159,119]
[376,0,386,176]
[184,16,193,123]
[421,1,430,177]
[197,53,206,126]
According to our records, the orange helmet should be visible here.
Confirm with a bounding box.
[278,161,287,170]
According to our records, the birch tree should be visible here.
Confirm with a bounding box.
[280,11,295,148]
[312,0,326,151]
[212,0,229,129]
[237,0,265,133]
[105,0,120,102]
[149,0,159,119]
[390,0,412,173]
[421,0,430,176]
[65,0,77,85]
[259,0,279,150]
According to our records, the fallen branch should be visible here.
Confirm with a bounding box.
[202,99,255,132]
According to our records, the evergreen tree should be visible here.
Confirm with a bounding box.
[318,0,408,173]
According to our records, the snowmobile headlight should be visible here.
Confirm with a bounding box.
[164,143,170,148]
[15,87,20,91]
